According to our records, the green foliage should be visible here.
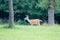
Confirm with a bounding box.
[38,0,49,9]
[0,18,8,24]
[0,0,60,14]
[0,0,60,24]
[55,0,60,13]
[0,0,8,11]
[15,20,29,25]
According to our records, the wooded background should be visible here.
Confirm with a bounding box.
[0,0,60,24]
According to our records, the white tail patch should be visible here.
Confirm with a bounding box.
[24,15,42,25]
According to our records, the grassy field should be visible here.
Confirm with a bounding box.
[0,24,60,40]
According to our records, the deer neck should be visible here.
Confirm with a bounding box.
[27,18,30,23]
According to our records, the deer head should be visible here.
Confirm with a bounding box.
[24,15,29,20]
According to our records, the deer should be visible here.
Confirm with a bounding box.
[24,15,42,25]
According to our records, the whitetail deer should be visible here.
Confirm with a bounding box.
[24,15,42,25]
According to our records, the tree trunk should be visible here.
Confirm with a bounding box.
[48,0,55,24]
[8,0,14,28]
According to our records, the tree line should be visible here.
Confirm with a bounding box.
[0,0,60,28]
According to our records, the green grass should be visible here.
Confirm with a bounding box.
[0,24,60,40]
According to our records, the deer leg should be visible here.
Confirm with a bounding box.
[30,23,33,26]
[38,23,40,26]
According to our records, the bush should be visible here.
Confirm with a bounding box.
[0,18,8,24]
[15,20,29,25]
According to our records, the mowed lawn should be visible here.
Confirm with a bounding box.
[0,24,60,40]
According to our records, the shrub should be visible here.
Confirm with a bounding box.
[15,20,29,25]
